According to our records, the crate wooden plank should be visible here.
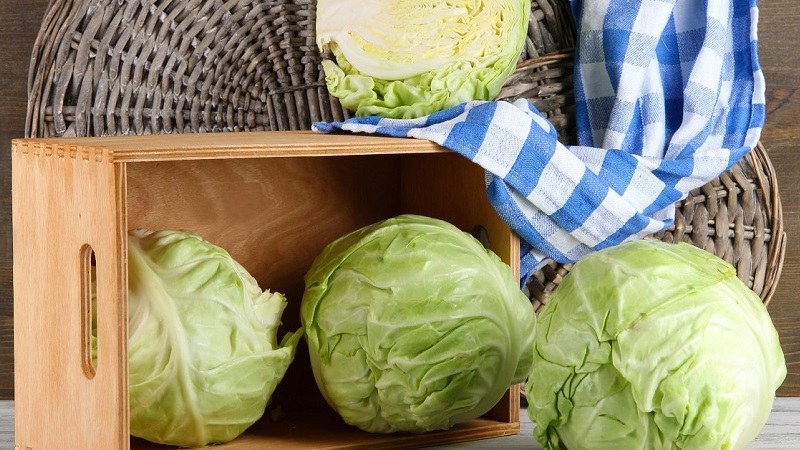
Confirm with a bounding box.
[14,131,447,162]
[12,143,129,449]
[131,411,519,450]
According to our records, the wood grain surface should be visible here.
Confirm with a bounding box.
[0,0,51,400]
[756,0,800,397]
[12,135,129,448]
[1,0,798,401]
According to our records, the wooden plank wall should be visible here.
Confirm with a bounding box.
[0,1,798,400]
[758,0,800,396]
[0,0,51,400]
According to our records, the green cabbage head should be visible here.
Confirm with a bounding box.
[300,214,535,433]
[126,229,302,447]
[316,0,531,118]
[526,240,786,450]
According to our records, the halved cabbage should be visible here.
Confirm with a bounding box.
[316,0,531,118]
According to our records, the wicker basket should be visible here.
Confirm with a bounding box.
[26,0,574,136]
[26,0,785,306]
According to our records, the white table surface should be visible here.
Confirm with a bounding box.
[3,398,798,449]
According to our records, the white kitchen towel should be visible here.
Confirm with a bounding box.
[313,0,765,286]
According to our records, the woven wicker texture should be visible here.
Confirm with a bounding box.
[26,0,784,306]
[26,0,574,137]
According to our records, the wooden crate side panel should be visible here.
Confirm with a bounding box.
[124,155,402,306]
[12,141,128,450]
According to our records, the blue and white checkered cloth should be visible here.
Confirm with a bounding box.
[313,0,765,286]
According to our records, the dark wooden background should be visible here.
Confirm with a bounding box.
[0,1,798,400]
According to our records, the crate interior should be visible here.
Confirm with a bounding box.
[123,150,520,449]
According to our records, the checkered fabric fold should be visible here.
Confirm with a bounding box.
[313,0,765,286]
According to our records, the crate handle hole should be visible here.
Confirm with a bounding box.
[80,244,98,379]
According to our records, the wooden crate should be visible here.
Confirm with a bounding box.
[12,131,522,450]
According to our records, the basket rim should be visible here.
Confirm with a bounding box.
[751,141,786,306]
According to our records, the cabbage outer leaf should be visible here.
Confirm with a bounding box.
[301,215,535,433]
[526,240,787,450]
[126,229,301,447]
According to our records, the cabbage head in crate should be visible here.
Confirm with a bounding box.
[316,0,530,118]
[123,229,302,447]
[300,214,536,433]
[526,240,786,450]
